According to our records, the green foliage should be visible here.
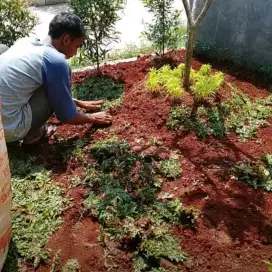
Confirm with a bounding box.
[190,65,224,101]
[69,41,156,70]
[0,0,37,47]
[233,160,272,191]
[72,76,124,109]
[108,41,156,60]
[11,167,68,267]
[61,259,80,272]
[168,89,272,141]
[124,220,186,270]
[63,138,88,162]
[196,41,272,83]
[83,139,195,270]
[3,147,69,268]
[142,0,185,54]
[143,229,186,262]
[167,105,225,138]
[157,157,182,179]
[91,139,136,175]
[146,64,185,97]
[99,188,138,224]
[146,64,223,99]
[222,91,272,141]
[70,0,126,71]
[264,260,272,272]
[145,199,197,227]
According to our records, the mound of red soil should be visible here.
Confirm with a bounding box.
[33,50,272,272]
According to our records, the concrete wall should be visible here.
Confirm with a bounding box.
[195,0,272,66]
[34,0,69,6]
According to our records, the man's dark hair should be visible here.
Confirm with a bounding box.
[48,12,86,40]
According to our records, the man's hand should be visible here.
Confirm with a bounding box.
[88,111,112,125]
[74,99,104,111]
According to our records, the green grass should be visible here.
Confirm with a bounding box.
[69,42,156,70]
[3,147,69,270]
[83,139,196,271]
[72,76,124,110]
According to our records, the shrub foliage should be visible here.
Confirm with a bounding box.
[0,0,37,47]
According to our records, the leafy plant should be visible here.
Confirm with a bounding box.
[233,161,272,191]
[190,64,224,101]
[146,64,223,100]
[143,229,186,262]
[157,157,182,179]
[167,105,224,138]
[83,139,195,270]
[168,89,272,141]
[0,0,37,47]
[222,91,272,141]
[61,259,80,272]
[72,76,124,109]
[146,64,185,97]
[70,0,126,73]
[11,167,69,267]
[142,0,185,55]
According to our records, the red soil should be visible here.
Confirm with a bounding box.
[34,50,272,272]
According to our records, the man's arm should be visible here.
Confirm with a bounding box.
[73,98,104,111]
[42,50,111,125]
[66,111,112,125]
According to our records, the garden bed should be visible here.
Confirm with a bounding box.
[5,49,272,272]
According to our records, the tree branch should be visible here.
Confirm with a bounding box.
[192,0,197,21]
[194,0,212,27]
[182,0,194,26]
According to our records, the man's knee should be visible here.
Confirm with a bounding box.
[0,44,9,55]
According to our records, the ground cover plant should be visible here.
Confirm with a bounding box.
[4,50,272,272]
[72,75,124,110]
[83,138,195,271]
[3,148,69,271]
[167,88,272,141]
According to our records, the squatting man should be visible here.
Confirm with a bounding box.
[0,12,112,145]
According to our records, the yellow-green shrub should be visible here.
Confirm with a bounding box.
[146,63,224,100]
[146,64,185,98]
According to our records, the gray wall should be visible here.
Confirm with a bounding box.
[195,0,272,66]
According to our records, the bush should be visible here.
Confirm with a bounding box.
[146,63,224,99]
[0,0,37,47]
[70,0,126,72]
[142,0,185,55]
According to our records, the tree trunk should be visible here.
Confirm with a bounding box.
[162,0,165,55]
[94,30,100,74]
[183,27,196,91]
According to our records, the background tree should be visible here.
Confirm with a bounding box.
[70,0,126,73]
[142,0,185,56]
[0,0,37,47]
[182,0,212,90]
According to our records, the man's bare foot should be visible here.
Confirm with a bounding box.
[88,111,112,125]
[23,124,56,145]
